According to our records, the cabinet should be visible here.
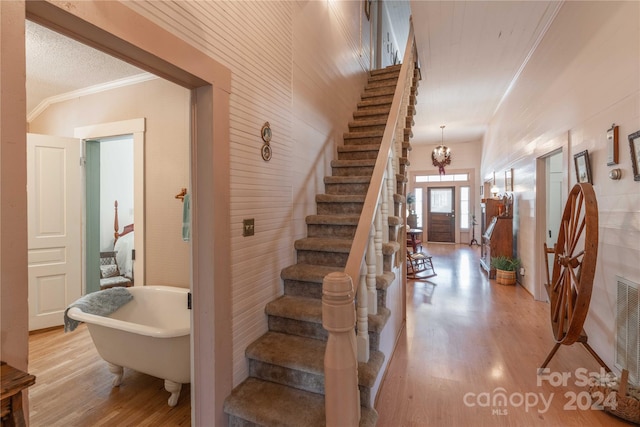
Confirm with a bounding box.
[480,199,513,278]
[1,362,36,427]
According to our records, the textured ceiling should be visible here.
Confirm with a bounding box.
[27,2,561,147]
[26,20,144,115]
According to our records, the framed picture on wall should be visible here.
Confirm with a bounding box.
[573,150,592,184]
[607,124,619,165]
[629,130,640,181]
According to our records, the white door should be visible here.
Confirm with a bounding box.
[546,152,564,247]
[27,133,82,330]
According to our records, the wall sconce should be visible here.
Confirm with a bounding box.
[490,171,499,197]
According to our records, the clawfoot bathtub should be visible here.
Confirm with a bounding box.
[67,286,191,406]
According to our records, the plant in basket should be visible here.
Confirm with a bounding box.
[490,256,521,285]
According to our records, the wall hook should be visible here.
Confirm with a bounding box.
[175,188,187,202]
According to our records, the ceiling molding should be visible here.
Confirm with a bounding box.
[27,72,157,123]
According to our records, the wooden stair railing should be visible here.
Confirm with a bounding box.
[323,18,418,427]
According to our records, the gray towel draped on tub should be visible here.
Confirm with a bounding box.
[64,287,133,332]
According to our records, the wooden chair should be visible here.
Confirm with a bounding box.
[99,251,132,289]
[407,251,436,278]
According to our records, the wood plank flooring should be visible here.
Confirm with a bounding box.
[28,244,631,426]
[28,324,190,426]
[375,243,630,426]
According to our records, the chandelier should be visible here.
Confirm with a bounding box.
[432,125,451,175]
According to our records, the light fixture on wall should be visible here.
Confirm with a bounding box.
[432,125,451,175]
[491,171,499,197]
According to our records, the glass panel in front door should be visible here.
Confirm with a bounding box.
[430,188,453,213]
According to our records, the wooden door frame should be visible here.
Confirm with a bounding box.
[427,186,456,243]
[534,134,569,302]
[2,1,232,424]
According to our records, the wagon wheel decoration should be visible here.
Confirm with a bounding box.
[540,183,610,371]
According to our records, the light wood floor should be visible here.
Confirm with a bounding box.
[28,244,631,426]
[375,243,631,426]
[28,324,190,426]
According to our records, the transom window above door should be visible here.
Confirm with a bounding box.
[415,173,469,183]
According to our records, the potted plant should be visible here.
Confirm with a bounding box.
[491,255,521,285]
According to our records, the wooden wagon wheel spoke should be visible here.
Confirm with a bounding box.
[568,219,586,257]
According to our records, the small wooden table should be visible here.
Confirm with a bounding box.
[1,362,36,427]
[407,229,423,253]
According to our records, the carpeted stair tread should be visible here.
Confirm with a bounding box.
[331,159,376,168]
[353,107,391,119]
[267,294,392,329]
[370,64,401,75]
[281,263,343,283]
[224,377,378,427]
[359,350,385,388]
[348,119,387,131]
[247,331,325,375]
[295,237,353,253]
[316,193,366,203]
[357,96,393,109]
[388,215,402,226]
[369,306,391,333]
[344,129,384,139]
[377,271,396,291]
[306,214,360,225]
[247,331,386,388]
[364,79,397,90]
[266,295,322,324]
[324,176,371,185]
[361,86,396,98]
[337,144,382,153]
[224,377,325,427]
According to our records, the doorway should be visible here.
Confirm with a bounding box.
[535,148,565,301]
[427,187,456,243]
[76,120,146,295]
[17,1,233,423]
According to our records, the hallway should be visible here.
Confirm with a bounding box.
[375,244,628,426]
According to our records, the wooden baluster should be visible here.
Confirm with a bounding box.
[323,272,360,427]
[386,158,400,268]
[366,227,378,315]
[375,203,383,276]
[357,262,370,362]
[381,173,389,245]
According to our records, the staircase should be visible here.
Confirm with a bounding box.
[224,63,418,426]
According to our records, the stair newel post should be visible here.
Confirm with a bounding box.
[356,261,370,362]
[366,226,378,315]
[322,272,361,427]
[374,203,383,276]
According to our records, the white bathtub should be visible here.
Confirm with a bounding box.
[67,286,191,406]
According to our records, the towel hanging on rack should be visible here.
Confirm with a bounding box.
[182,193,191,242]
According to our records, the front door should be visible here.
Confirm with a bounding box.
[427,187,456,243]
[27,133,82,330]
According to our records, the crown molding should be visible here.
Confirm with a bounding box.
[28,73,158,123]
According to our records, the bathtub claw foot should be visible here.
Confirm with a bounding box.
[164,380,182,407]
[107,362,124,387]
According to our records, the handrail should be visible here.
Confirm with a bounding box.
[344,22,416,296]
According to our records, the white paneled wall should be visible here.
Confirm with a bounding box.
[127,1,373,384]
[482,1,640,371]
